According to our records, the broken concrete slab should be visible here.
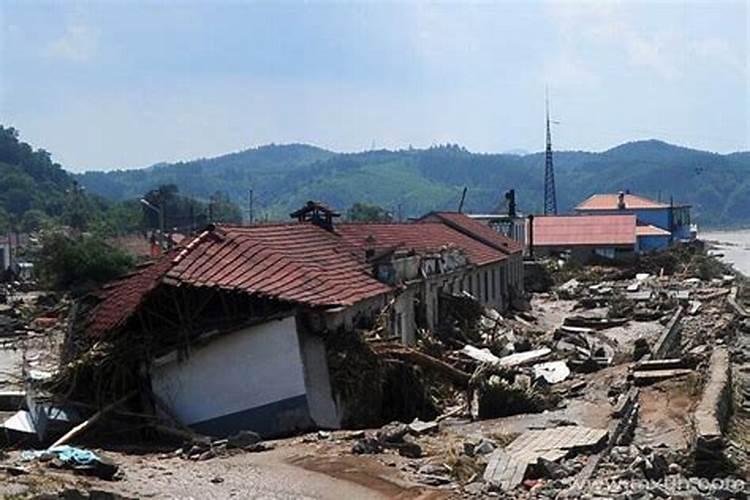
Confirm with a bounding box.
[483,425,608,490]
[533,360,570,384]
[498,348,552,368]
[631,368,693,386]
[633,358,685,371]
[647,305,683,360]
[460,345,501,364]
[693,347,730,455]
[407,418,438,436]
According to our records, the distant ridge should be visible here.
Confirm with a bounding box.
[76,139,750,228]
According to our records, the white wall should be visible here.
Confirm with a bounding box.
[297,329,340,429]
[151,316,307,429]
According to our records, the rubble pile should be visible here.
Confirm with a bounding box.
[3,241,750,498]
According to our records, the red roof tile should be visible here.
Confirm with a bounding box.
[87,255,175,338]
[421,212,524,254]
[87,216,520,337]
[532,215,636,247]
[336,221,509,266]
[166,223,391,307]
[576,193,669,210]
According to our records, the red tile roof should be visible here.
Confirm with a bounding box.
[420,212,524,254]
[576,193,669,210]
[636,224,671,237]
[165,223,391,307]
[87,255,175,338]
[532,215,636,247]
[336,221,509,266]
[87,216,519,338]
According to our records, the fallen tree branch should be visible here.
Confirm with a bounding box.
[371,343,470,388]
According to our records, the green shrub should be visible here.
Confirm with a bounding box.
[36,231,135,290]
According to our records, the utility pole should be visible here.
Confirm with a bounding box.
[248,189,254,224]
[543,89,558,215]
[458,187,468,213]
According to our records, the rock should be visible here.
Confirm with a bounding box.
[352,437,382,455]
[464,482,485,495]
[343,430,366,440]
[226,430,261,449]
[649,484,669,498]
[246,442,272,452]
[5,465,29,476]
[376,422,409,444]
[210,476,224,484]
[418,474,452,486]
[667,462,681,475]
[398,442,422,459]
[537,457,567,479]
[418,464,448,475]
[642,453,668,480]
[633,338,651,361]
[474,439,496,455]
[317,430,331,440]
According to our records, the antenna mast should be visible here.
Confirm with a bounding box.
[543,89,558,215]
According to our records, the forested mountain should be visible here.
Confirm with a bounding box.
[78,140,750,228]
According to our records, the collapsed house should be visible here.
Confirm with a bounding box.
[66,202,523,438]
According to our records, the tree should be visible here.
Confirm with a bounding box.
[35,231,135,290]
[20,209,49,233]
[347,202,392,222]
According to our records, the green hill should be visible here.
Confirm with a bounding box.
[0,126,75,229]
[77,140,750,228]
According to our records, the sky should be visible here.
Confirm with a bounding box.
[1,0,748,172]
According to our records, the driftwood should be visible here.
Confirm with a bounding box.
[371,343,470,388]
[50,390,137,448]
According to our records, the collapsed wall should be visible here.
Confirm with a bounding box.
[693,347,732,472]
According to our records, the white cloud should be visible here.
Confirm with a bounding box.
[689,37,747,75]
[544,0,745,81]
[45,21,98,62]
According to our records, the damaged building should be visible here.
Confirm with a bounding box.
[68,203,523,438]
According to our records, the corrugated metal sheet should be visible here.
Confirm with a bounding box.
[576,193,669,210]
[532,215,636,247]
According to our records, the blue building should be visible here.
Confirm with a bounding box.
[576,192,692,251]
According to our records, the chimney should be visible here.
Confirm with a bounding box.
[617,191,626,210]
[505,189,516,218]
[289,201,340,231]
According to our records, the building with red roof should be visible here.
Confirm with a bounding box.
[530,214,638,261]
[576,191,693,244]
[80,204,523,438]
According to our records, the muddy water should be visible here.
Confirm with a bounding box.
[701,229,750,277]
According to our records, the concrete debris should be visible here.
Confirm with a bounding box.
[532,360,570,384]
[483,425,608,490]
[497,348,552,368]
[226,430,262,449]
[407,418,439,436]
[693,347,730,459]
[3,238,749,497]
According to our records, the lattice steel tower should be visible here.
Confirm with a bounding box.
[543,94,558,215]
